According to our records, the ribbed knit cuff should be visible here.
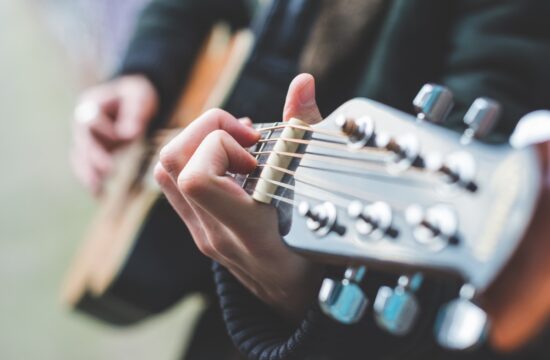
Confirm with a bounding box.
[212,261,331,360]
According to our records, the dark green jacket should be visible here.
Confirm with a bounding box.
[119,1,550,359]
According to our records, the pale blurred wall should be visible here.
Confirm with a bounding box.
[0,1,202,359]
[33,0,151,82]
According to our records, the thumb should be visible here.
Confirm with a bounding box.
[283,73,322,124]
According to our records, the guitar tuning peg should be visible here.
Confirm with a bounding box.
[374,273,423,335]
[335,115,375,149]
[461,98,501,144]
[435,284,489,350]
[405,204,459,251]
[348,201,396,241]
[319,266,368,324]
[299,201,344,236]
[413,84,454,123]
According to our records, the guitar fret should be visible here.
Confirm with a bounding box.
[240,122,278,190]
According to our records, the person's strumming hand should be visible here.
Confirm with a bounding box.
[71,75,158,195]
[155,74,324,319]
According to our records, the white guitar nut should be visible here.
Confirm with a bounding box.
[252,118,308,204]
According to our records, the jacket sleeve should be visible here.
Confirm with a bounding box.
[117,0,253,126]
[442,0,550,140]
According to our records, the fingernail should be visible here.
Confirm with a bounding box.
[298,79,316,107]
[241,118,260,137]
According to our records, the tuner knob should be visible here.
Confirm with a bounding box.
[406,204,459,251]
[335,115,375,149]
[426,151,478,192]
[299,201,343,236]
[319,266,368,324]
[435,284,489,350]
[413,84,454,123]
[348,201,396,240]
[374,273,423,336]
[376,133,423,172]
[462,98,501,144]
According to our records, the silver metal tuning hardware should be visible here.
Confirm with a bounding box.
[413,84,454,123]
[375,133,423,172]
[319,266,368,324]
[335,115,375,149]
[405,204,459,251]
[435,284,489,350]
[374,273,423,335]
[426,151,478,192]
[348,201,397,241]
[298,201,344,236]
[461,98,501,144]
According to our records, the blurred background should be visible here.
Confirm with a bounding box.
[0,1,202,359]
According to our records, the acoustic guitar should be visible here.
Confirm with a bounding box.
[234,85,549,352]
[60,25,254,324]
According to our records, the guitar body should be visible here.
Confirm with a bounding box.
[61,25,254,324]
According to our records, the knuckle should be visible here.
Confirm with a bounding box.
[158,146,180,176]
[153,162,172,188]
[203,107,228,121]
[177,170,208,197]
[207,129,229,143]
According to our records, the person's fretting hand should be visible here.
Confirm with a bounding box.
[155,74,324,319]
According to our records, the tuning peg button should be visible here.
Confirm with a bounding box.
[406,205,459,251]
[374,273,423,335]
[319,266,368,324]
[299,201,344,236]
[413,84,454,123]
[462,98,501,144]
[435,284,488,350]
[348,201,396,240]
[336,115,375,149]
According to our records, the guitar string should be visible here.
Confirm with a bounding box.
[252,164,409,210]
[252,188,297,207]
[251,149,437,187]
[255,123,345,139]
[256,137,394,157]
[251,149,388,165]
[246,177,349,208]
[148,124,438,199]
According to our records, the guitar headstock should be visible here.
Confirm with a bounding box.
[242,85,542,350]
